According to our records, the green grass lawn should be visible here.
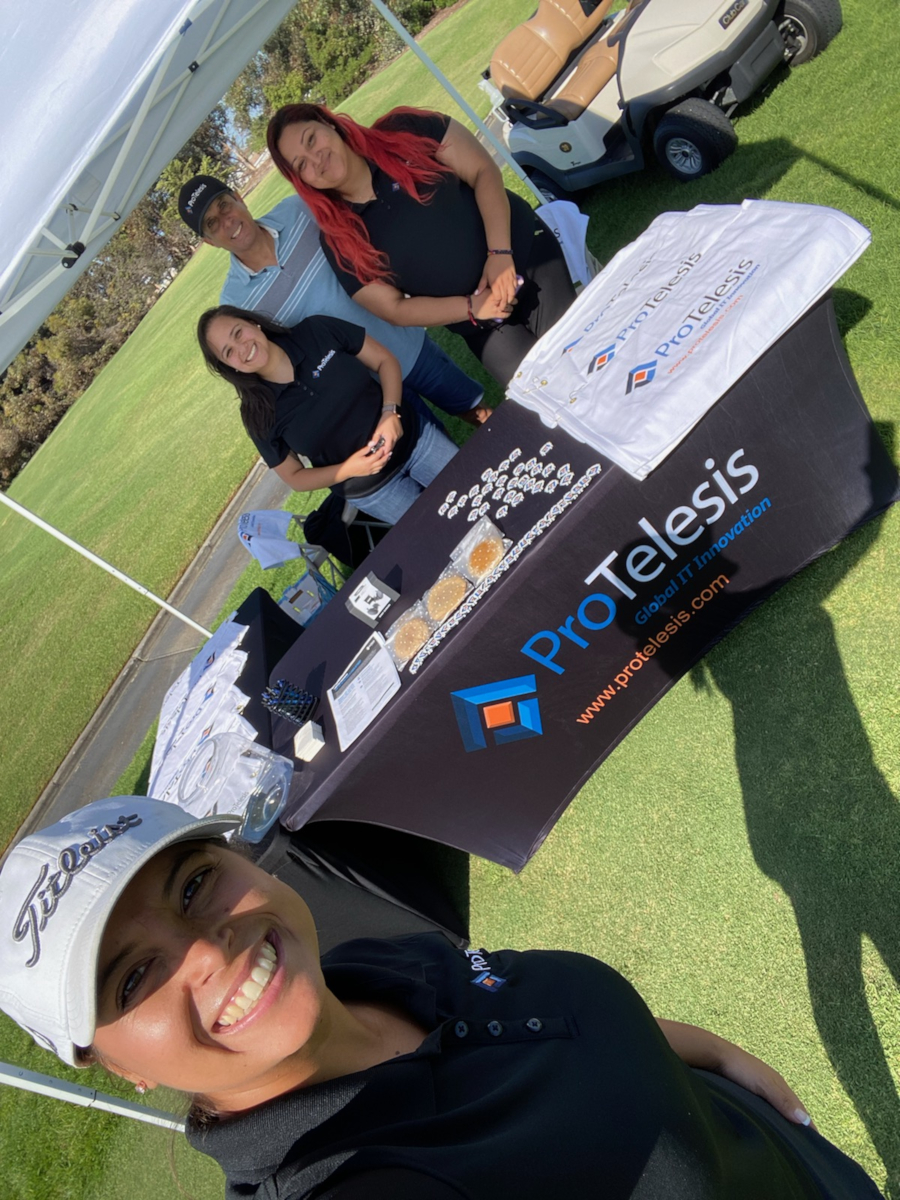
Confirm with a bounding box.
[1,0,898,1194]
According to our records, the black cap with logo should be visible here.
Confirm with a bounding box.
[178,175,231,236]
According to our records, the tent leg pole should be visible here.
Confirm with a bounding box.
[0,492,212,638]
[365,0,545,205]
[0,1062,184,1131]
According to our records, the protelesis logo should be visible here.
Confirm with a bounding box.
[625,360,657,394]
[588,344,616,374]
[450,675,542,752]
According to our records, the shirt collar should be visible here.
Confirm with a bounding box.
[266,329,306,399]
[228,219,282,279]
[347,161,392,214]
[186,950,438,1180]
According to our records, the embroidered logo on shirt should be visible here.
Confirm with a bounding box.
[471,970,507,991]
[312,349,336,378]
[463,948,507,991]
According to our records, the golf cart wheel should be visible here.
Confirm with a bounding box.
[525,168,565,203]
[777,0,842,66]
[653,100,737,182]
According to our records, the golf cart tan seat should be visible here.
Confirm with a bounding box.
[490,0,619,120]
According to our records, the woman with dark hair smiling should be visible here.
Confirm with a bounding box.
[266,104,577,388]
[0,797,882,1200]
[197,303,457,524]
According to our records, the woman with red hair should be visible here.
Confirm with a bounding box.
[266,104,576,388]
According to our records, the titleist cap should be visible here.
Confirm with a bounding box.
[0,797,239,1065]
[178,175,231,235]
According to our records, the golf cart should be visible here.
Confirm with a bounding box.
[480,0,842,195]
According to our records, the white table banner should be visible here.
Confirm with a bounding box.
[507,201,869,478]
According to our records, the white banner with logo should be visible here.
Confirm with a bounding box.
[507,201,870,478]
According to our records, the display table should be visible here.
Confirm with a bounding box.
[269,297,899,871]
[233,589,469,949]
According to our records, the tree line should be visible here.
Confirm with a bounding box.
[0,0,456,485]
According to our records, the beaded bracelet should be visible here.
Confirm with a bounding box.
[487,248,513,256]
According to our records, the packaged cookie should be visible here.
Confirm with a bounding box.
[386,603,435,669]
[424,568,472,625]
[451,516,512,584]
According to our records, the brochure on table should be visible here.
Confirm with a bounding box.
[327,633,401,751]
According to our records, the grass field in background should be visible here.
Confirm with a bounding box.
[0,0,898,1194]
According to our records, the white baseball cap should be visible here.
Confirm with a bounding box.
[0,797,240,1065]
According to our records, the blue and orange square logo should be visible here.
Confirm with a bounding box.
[471,970,507,991]
[625,360,657,393]
[450,675,542,753]
[587,344,616,374]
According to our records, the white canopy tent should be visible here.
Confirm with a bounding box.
[0,0,536,1119]
[0,0,301,376]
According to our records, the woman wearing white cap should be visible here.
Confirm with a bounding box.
[0,798,881,1199]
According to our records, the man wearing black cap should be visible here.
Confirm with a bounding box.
[179,175,487,422]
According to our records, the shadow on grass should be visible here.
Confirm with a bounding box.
[609,407,899,1187]
[689,421,900,1195]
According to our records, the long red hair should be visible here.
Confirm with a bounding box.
[267,104,453,286]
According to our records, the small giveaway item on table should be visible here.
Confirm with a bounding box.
[424,568,471,624]
[386,602,435,670]
[279,564,323,627]
[278,553,343,627]
[345,571,399,627]
[262,679,319,726]
[293,720,326,761]
[451,515,511,583]
[383,517,512,674]
[177,731,293,842]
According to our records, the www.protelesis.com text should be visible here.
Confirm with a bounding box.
[576,574,729,723]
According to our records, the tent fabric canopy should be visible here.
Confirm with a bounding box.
[0,0,297,375]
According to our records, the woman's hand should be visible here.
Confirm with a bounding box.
[715,1041,814,1128]
[373,412,403,453]
[471,287,514,323]
[336,441,392,482]
[481,254,519,309]
[435,119,515,308]
[657,1019,813,1128]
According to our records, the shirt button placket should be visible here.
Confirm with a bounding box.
[487,1020,503,1037]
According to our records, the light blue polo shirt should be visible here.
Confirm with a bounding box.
[219,195,425,379]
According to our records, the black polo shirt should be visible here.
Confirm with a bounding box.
[186,934,876,1200]
[320,110,538,314]
[250,315,414,499]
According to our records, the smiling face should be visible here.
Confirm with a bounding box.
[205,314,272,376]
[276,119,354,192]
[93,842,327,1107]
[200,191,260,256]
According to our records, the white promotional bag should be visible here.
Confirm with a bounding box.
[237,509,303,570]
[536,199,599,292]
